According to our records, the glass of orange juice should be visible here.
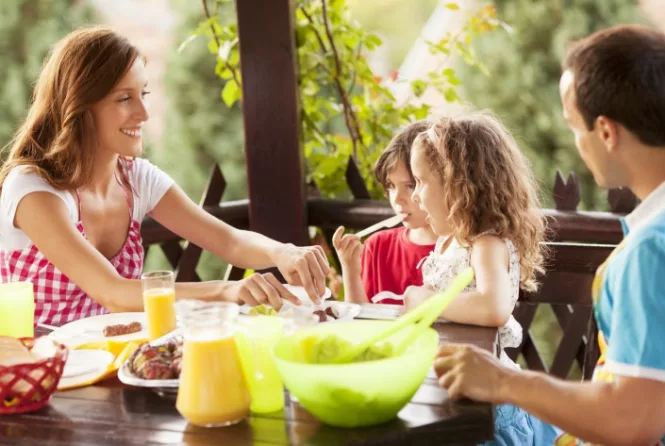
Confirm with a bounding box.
[176,302,250,427]
[141,270,177,342]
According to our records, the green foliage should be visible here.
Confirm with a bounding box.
[0,0,93,149]
[161,0,245,202]
[145,0,245,280]
[185,0,503,199]
[460,0,645,210]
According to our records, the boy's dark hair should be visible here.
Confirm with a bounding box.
[563,24,665,147]
[374,120,431,188]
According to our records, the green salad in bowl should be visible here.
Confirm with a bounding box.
[272,319,438,428]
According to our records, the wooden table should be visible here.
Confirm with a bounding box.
[2,321,498,446]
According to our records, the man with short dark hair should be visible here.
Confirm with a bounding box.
[433,24,665,446]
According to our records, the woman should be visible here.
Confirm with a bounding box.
[0,26,329,326]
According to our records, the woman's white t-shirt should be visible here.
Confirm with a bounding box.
[0,158,175,251]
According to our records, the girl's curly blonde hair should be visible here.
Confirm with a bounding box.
[413,112,547,292]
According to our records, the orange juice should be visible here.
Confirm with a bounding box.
[176,328,250,427]
[143,288,177,341]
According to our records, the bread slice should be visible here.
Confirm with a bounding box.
[0,337,37,367]
[0,336,66,398]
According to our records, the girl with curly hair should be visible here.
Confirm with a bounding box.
[405,112,557,445]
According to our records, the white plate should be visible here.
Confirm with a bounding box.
[117,330,180,391]
[117,364,180,389]
[240,300,361,322]
[238,285,333,315]
[283,285,332,305]
[62,349,115,378]
[321,301,361,322]
[357,303,405,320]
[48,313,148,348]
[57,349,116,390]
[240,284,332,315]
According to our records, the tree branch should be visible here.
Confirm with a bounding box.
[201,0,241,88]
[300,2,366,159]
[320,0,366,157]
[300,7,356,157]
[346,43,362,96]
[300,7,329,53]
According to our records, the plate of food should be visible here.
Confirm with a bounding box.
[48,313,148,349]
[238,285,348,320]
[240,299,361,323]
[117,332,182,395]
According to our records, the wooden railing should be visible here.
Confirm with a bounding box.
[509,242,612,379]
[140,162,636,381]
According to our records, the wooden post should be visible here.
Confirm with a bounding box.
[607,188,638,214]
[235,0,308,246]
[553,170,581,211]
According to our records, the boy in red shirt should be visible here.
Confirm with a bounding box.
[332,121,439,305]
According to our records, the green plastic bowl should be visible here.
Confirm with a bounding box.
[273,320,439,428]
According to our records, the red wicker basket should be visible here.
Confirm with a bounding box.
[0,337,68,415]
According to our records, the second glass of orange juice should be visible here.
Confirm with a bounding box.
[141,270,177,341]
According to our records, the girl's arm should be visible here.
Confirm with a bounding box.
[331,226,368,304]
[405,235,514,327]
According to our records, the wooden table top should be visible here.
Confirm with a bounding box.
[2,319,498,446]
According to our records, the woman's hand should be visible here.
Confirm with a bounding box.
[149,186,331,304]
[222,272,301,310]
[331,226,363,273]
[273,244,330,304]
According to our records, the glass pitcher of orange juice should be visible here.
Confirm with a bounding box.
[141,271,177,341]
[176,302,250,427]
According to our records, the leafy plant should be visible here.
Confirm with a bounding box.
[183,0,505,198]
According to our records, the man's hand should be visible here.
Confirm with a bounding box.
[433,343,513,404]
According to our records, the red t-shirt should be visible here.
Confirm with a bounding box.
[360,227,436,305]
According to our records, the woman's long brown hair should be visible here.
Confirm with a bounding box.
[0,26,141,191]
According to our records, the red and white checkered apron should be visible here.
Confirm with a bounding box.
[0,164,144,326]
